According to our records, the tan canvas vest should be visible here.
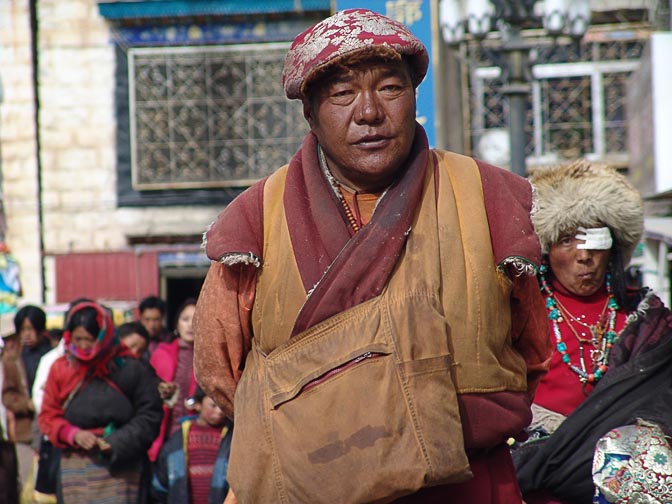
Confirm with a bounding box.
[228,151,528,503]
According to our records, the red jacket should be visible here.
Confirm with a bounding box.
[38,354,162,468]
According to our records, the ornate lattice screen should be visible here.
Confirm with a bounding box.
[128,43,308,190]
[467,34,646,166]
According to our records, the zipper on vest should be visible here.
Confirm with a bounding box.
[301,352,385,393]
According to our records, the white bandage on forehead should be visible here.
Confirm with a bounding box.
[575,226,613,250]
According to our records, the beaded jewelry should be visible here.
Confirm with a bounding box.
[318,144,363,234]
[540,264,620,384]
[335,185,362,233]
[553,294,609,342]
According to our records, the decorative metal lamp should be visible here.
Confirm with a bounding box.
[439,0,591,175]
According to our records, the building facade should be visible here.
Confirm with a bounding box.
[0,0,328,320]
[0,0,670,319]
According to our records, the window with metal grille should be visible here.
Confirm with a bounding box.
[128,43,308,190]
[467,35,646,167]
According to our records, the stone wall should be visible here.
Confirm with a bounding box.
[0,0,221,304]
[0,0,42,303]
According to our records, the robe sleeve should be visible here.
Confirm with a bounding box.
[509,272,553,399]
[1,356,33,418]
[193,261,256,419]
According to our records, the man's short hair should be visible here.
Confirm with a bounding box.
[138,295,167,315]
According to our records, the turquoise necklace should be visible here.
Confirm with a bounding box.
[540,264,619,385]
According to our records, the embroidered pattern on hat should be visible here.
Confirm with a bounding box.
[282,9,428,100]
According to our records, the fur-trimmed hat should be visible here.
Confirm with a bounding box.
[530,160,643,264]
[282,9,428,100]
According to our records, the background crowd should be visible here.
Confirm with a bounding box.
[0,294,232,504]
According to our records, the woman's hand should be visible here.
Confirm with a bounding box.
[158,381,177,400]
[158,381,179,407]
[97,437,112,455]
[73,430,98,451]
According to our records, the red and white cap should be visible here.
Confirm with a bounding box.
[282,8,428,100]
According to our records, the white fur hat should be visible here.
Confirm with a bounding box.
[530,160,643,264]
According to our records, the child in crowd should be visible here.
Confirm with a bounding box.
[118,321,150,358]
[151,386,232,504]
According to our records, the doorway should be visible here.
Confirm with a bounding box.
[161,267,207,332]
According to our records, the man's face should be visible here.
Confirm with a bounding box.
[140,308,163,339]
[304,59,417,192]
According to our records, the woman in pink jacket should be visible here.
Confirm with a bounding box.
[148,298,198,462]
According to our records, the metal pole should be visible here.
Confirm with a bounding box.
[501,27,530,177]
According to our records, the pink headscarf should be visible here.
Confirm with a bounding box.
[62,301,132,380]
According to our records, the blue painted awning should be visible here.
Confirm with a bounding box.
[98,0,332,20]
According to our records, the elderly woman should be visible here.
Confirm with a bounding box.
[38,301,163,503]
[514,161,672,503]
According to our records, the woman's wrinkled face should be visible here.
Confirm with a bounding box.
[548,231,611,297]
[71,327,96,353]
[304,59,417,192]
[176,304,196,343]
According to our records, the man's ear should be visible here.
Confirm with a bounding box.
[302,99,314,126]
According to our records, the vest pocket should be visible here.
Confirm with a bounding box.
[268,344,390,409]
[286,350,385,397]
[230,298,471,503]
[266,341,428,503]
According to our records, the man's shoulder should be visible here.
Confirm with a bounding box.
[432,149,528,185]
[203,174,273,262]
[220,165,289,216]
[431,149,540,266]
[431,148,475,167]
